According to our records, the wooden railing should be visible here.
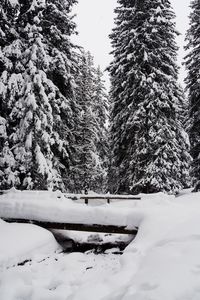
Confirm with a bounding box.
[71,195,141,205]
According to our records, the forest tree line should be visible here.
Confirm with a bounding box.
[0,0,199,195]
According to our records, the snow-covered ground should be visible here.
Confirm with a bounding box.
[0,251,120,300]
[0,219,61,270]
[1,189,200,300]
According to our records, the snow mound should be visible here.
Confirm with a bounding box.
[111,191,200,300]
[0,220,61,269]
[0,189,142,229]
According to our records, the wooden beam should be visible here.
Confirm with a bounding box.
[80,196,141,200]
[79,196,141,205]
[3,219,138,235]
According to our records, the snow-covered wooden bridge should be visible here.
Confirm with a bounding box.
[0,190,140,235]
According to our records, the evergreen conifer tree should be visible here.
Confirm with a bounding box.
[93,66,109,191]
[0,117,19,189]
[185,0,200,191]
[72,52,99,192]
[0,0,78,190]
[0,0,23,189]
[70,52,108,193]
[109,0,190,194]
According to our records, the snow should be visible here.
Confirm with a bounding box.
[35,145,50,176]
[54,230,133,246]
[0,219,61,270]
[0,117,7,138]
[0,251,120,300]
[8,0,19,6]
[0,189,140,229]
[1,190,200,299]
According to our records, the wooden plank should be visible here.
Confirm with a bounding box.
[80,196,141,200]
[66,196,78,201]
[3,218,138,235]
[79,195,141,204]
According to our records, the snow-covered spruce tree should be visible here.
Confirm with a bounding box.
[0,0,23,189]
[0,0,24,132]
[109,0,190,194]
[0,117,20,189]
[0,0,78,190]
[93,66,109,191]
[70,51,108,193]
[72,51,99,192]
[185,0,200,192]
[0,0,19,47]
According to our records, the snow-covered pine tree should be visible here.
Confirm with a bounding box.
[70,51,108,193]
[0,117,19,189]
[72,51,99,192]
[185,0,200,192]
[0,0,23,189]
[0,0,19,47]
[93,66,109,191]
[43,0,79,190]
[0,0,78,190]
[109,0,190,194]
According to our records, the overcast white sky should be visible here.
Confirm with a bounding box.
[73,0,191,88]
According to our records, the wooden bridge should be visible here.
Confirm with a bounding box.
[1,193,140,235]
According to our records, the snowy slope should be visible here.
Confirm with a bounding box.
[112,190,200,300]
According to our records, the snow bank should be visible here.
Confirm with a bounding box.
[0,220,61,269]
[0,189,141,229]
[109,191,200,300]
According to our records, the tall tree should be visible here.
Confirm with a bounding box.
[0,0,78,190]
[93,66,109,191]
[70,52,108,193]
[185,0,200,191]
[0,117,19,189]
[109,0,190,194]
[0,0,23,189]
